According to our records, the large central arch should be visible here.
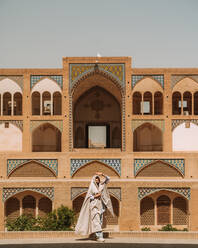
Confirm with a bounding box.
[72,73,122,149]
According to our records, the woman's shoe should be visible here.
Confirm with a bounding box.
[97,238,105,242]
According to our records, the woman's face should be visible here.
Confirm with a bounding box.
[95,177,100,184]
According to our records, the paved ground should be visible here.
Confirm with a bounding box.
[0,238,198,247]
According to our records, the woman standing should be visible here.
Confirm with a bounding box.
[75,172,114,242]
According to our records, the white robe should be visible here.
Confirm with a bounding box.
[75,175,114,235]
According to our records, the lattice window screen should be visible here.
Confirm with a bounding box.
[157,195,171,225]
[140,197,154,225]
[173,197,187,225]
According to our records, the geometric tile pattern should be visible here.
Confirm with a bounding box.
[69,63,125,91]
[172,119,198,131]
[132,75,164,88]
[171,75,198,89]
[3,187,54,202]
[70,159,121,176]
[0,120,23,131]
[138,187,190,200]
[30,75,63,89]
[132,120,165,132]
[134,159,185,176]
[7,159,58,176]
[30,120,63,132]
[0,76,24,90]
[71,187,121,201]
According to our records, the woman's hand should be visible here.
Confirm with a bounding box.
[94,193,101,199]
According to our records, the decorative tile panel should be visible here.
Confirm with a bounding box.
[3,187,54,202]
[171,75,198,89]
[7,159,58,176]
[30,75,63,89]
[132,75,164,88]
[172,119,198,131]
[30,120,63,132]
[0,76,24,90]
[71,187,121,201]
[134,159,185,176]
[0,120,23,131]
[70,159,121,176]
[71,187,88,200]
[69,63,125,90]
[138,187,190,200]
[132,120,165,132]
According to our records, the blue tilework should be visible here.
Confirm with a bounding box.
[134,159,185,176]
[138,187,190,200]
[70,159,121,176]
[69,64,125,90]
[3,187,54,201]
[30,75,63,89]
[132,75,164,88]
[7,159,58,176]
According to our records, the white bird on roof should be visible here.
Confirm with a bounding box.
[97,52,101,57]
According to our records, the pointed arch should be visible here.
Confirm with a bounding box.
[133,123,163,151]
[0,78,22,94]
[73,86,121,149]
[8,160,57,178]
[71,68,124,98]
[0,123,22,151]
[133,77,163,92]
[72,191,119,227]
[173,77,198,92]
[32,122,61,152]
[31,77,61,94]
[136,160,183,177]
[72,160,120,178]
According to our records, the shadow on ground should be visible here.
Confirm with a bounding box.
[0,244,197,248]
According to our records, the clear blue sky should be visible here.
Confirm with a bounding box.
[0,0,198,68]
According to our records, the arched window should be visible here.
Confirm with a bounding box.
[14,92,22,115]
[133,123,163,151]
[5,197,20,220]
[154,92,163,115]
[183,91,192,115]
[133,92,142,114]
[53,92,62,115]
[172,92,181,115]
[32,123,61,152]
[194,91,198,115]
[42,91,51,115]
[32,91,40,115]
[38,197,52,217]
[3,92,11,115]
[173,197,187,225]
[157,195,170,225]
[143,92,152,115]
[140,197,154,225]
[22,195,36,217]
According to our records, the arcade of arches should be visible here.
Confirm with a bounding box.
[5,192,52,220]
[140,192,188,227]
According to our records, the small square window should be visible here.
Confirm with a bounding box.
[141,101,150,113]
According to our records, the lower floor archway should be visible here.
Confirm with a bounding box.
[5,191,52,220]
[72,193,119,229]
[140,190,188,228]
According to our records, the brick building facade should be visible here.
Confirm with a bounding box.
[0,56,198,231]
